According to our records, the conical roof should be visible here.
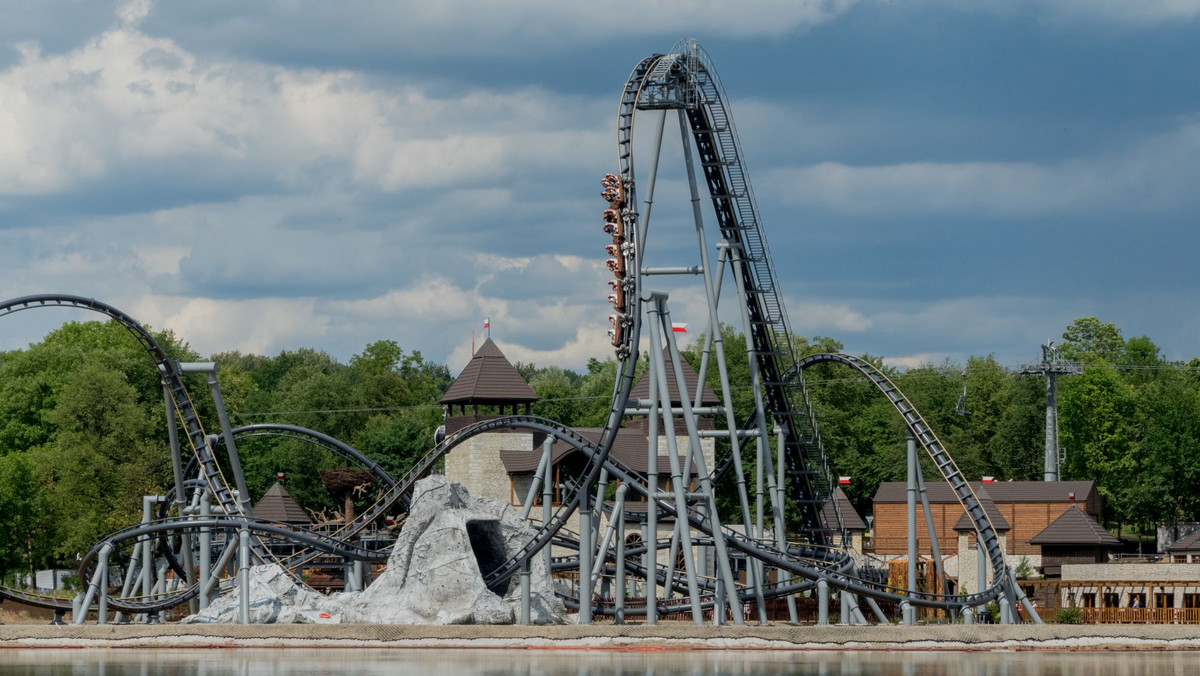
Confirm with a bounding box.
[440,338,538,405]
[253,482,311,525]
[629,349,720,407]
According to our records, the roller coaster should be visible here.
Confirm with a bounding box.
[0,39,1038,627]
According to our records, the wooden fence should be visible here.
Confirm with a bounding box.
[1077,607,1200,624]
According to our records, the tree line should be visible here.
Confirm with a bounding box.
[2,315,1197,584]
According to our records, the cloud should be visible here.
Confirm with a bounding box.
[138,1,859,68]
[131,295,325,355]
[785,300,874,333]
[117,0,153,29]
[762,116,1200,216]
[0,21,609,205]
[950,0,1200,24]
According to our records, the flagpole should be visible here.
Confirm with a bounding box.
[472,329,475,355]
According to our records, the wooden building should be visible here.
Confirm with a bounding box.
[871,480,1102,557]
[1029,504,1121,577]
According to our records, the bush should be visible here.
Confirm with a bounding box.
[1014,556,1034,579]
[1056,607,1083,624]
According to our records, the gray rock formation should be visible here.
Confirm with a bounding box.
[341,475,565,624]
[181,475,565,625]
[180,563,341,624]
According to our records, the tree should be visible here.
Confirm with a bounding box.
[530,366,586,426]
[1059,367,1138,524]
[37,363,166,559]
[1060,317,1124,364]
[358,408,446,481]
[0,453,49,585]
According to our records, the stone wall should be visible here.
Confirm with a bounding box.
[445,428,533,504]
[1062,563,1200,582]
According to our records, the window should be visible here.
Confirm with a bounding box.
[1156,592,1175,609]
[1128,593,1146,608]
[1081,594,1097,608]
[1184,593,1200,609]
[1102,592,1120,608]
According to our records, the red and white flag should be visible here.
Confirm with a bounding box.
[838,476,851,485]
[483,317,490,329]
[672,322,688,334]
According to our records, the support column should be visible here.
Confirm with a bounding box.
[817,579,829,626]
[238,526,250,624]
[96,551,110,626]
[645,355,659,627]
[615,495,626,625]
[76,543,112,625]
[646,303,703,625]
[778,425,798,623]
[208,368,252,516]
[661,300,746,626]
[520,560,531,625]
[198,495,211,610]
[541,437,554,578]
[578,488,593,625]
[1045,372,1058,481]
[140,496,156,622]
[905,432,918,625]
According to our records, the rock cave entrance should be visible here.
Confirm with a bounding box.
[466,519,510,596]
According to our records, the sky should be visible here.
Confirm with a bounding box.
[1,0,1198,373]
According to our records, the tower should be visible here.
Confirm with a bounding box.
[440,338,539,501]
[1019,341,1081,481]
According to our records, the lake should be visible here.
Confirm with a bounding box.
[0,648,1191,675]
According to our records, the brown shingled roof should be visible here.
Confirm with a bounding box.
[821,486,867,531]
[952,487,1011,532]
[1167,529,1200,553]
[253,482,311,525]
[499,427,702,476]
[629,350,720,407]
[874,480,1096,505]
[440,338,538,405]
[1029,505,1119,546]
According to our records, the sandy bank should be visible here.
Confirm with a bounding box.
[2,623,1200,651]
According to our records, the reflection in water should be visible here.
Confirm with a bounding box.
[0,648,1193,676]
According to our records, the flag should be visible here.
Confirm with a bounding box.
[982,476,995,484]
[838,476,851,485]
[483,317,490,329]
[672,322,687,333]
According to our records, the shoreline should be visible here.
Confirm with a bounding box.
[3,624,1200,651]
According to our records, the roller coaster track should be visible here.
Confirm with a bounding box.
[631,42,831,540]
[792,353,1010,590]
[475,417,1000,610]
[229,424,398,494]
[0,42,1019,621]
[0,294,244,610]
[0,295,243,517]
[510,40,1010,614]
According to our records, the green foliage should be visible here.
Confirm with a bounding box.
[0,322,453,569]
[2,311,1200,575]
[1060,317,1124,364]
[1014,556,1034,579]
[1055,606,1083,624]
[0,453,48,582]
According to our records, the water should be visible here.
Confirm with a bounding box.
[0,649,1192,676]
